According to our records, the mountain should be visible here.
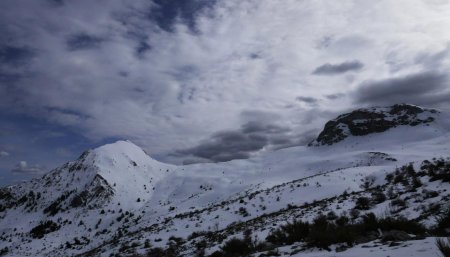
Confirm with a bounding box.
[309,104,441,146]
[1,104,450,257]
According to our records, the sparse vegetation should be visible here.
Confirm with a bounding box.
[30,220,61,239]
[266,212,425,251]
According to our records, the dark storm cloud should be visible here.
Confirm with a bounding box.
[0,45,34,94]
[176,130,268,163]
[325,93,345,100]
[149,0,218,32]
[296,96,318,104]
[312,60,364,75]
[66,33,105,51]
[354,71,450,106]
[175,121,303,163]
[0,45,34,66]
[241,121,290,134]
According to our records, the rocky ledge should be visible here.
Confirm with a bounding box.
[309,104,438,146]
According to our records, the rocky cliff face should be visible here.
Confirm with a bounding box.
[309,104,439,146]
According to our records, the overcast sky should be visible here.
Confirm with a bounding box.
[1,0,450,185]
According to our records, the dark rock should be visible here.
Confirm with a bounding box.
[70,174,114,208]
[309,104,438,146]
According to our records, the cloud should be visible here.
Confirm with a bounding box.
[174,120,312,164]
[178,131,267,163]
[0,151,9,157]
[312,60,364,75]
[354,71,450,107]
[11,161,43,174]
[149,0,218,32]
[66,33,105,51]
[0,45,34,66]
[0,0,450,167]
[415,44,450,69]
[296,96,319,104]
[325,93,345,100]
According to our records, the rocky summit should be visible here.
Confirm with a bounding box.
[309,104,439,146]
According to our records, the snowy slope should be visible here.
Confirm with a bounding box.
[1,104,450,257]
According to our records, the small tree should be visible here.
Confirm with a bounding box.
[355,197,371,210]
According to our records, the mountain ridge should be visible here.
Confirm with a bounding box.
[1,104,450,257]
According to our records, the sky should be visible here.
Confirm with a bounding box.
[1,0,450,186]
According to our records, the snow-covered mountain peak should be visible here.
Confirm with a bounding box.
[67,140,174,208]
[0,140,174,224]
[309,104,441,146]
[85,140,162,171]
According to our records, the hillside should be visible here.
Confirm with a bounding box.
[1,104,450,257]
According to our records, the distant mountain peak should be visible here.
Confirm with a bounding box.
[309,104,439,146]
[74,140,160,171]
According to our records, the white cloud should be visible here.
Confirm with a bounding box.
[11,161,43,174]
[0,151,9,157]
[1,0,450,162]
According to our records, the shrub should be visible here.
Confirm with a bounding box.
[390,198,407,213]
[360,213,378,232]
[144,239,151,248]
[385,173,394,183]
[355,197,371,210]
[350,208,360,219]
[305,215,328,248]
[238,207,249,217]
[326,211,337,220]
[146,247,166,257]
[437,238,450,257]
[435,209,450,236]
[266,220,309,245]
[335,215,349,226]
[422,158,450,182]
[220,238,251,256]
[208,251,223,257]
[424,189,439,199]
[265,212,426,251]
[362,177,375,190]
[30,220,61,239]
[393,173,405,184]
[371,190,387,204]
[0,247,8,256]
[378,216,426,235]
